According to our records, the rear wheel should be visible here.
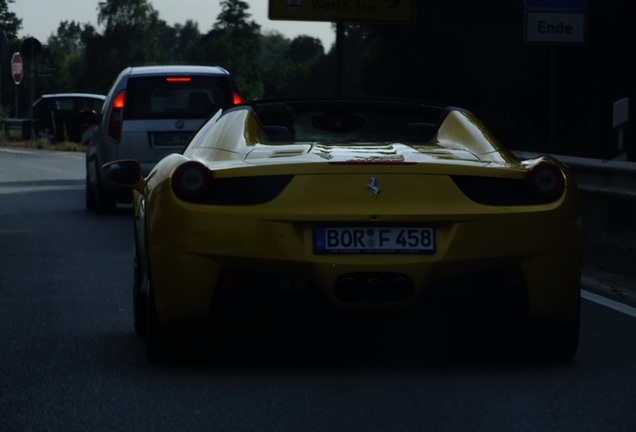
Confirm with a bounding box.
[481,297,580,361]
[85,173,95,210]
[146,278,168,361]
[541,299,581,361]
[133,239,147,336]
[89,161,116,214]
[94,178,117,214]
[508,298,581,361]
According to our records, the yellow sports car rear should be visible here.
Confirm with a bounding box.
[103,99,581,361]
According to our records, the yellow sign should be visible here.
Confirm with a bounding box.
[269,0,415,23]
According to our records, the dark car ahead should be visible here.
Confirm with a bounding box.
[84,65,242,213]
[32,93,106,143]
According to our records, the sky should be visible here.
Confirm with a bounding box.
[10,0,336,49]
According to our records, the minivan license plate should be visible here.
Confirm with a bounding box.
[314,226,435,254]
[153,132,192,147]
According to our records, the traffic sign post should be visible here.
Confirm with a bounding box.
[21,37,43,133]
[525,12,586,45]
[523,0,588,151]
[524,0,587,46]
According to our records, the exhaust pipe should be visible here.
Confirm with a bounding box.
[334,273,414,303]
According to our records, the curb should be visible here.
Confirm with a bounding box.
[582,268,636,306]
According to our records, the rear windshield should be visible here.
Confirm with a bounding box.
[35,97,103,114]
[252,100,446,144]
[124,75,233,120]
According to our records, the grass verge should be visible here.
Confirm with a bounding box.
[0,138,86,152]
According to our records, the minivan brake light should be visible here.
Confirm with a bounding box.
[166,77,191,82]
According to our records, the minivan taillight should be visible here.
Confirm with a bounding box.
[233,91,242,105]
[108,91,125,142]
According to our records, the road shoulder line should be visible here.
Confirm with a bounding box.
[582,289,636,318]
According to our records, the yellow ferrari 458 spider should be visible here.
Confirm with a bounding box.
[103,98,581,360]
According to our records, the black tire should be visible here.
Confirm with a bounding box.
[544,298,581,361]
[88,160,116,214]
[94,177,117,214]
[85,173,96,210]
[133,238,147,336]
[512,298,581,361]
[481,297,580,362]
[146,278,168,361]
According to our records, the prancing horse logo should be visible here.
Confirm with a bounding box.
[365,176,382,198]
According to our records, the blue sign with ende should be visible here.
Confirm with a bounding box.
[525,0,587,8]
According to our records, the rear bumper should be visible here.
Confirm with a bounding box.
[145,193,581,328]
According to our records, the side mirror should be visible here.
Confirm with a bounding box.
[102,160,143,191]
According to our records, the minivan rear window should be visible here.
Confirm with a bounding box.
[123,76,233,120]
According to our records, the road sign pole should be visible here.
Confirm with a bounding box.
[30,53,35,136]
[549,46,558,151]
[22,37,43,137]
[14,83,18,118]
[524,1,587,152]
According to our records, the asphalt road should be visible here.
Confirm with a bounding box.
[1,147,636,432]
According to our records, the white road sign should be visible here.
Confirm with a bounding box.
[525,12,586,44]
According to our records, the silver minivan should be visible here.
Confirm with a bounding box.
[85,65,242,213]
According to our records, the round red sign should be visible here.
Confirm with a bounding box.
[11,52,23,85]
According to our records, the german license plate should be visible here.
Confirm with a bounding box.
[314,226,435,254]
[153,132,192,146]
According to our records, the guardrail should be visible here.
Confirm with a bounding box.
[514,151,636,201]
[514,151,636,281]
[2,119,36,141]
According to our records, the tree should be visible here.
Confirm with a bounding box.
[257,31,293,98]
[1,0,22,116]
[154,20,179,64]
[258,34,329,98]
[214,0,256,31]
[97,0,157,30]
[286,36,324,64]
[80,0,161,92]
[177,20,201,62]
[0,0,21,40]
[156,19,202,64]
[196,0,263,99]
[44,21,97,92]
[48,21,86,53]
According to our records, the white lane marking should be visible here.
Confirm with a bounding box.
[0,147,36,155]
[582,290,636,318]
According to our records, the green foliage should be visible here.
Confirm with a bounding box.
[6,0,635,159]
[97,0,158,30]
[287,36,324,63]
[214,0,254,31]
[43,21,93,91]
[257,31,294,98]
[0,0,21,40]
[0,0,22,116]
[200,0,264,99]
[82,0,161,91]
[258,33,330,99]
